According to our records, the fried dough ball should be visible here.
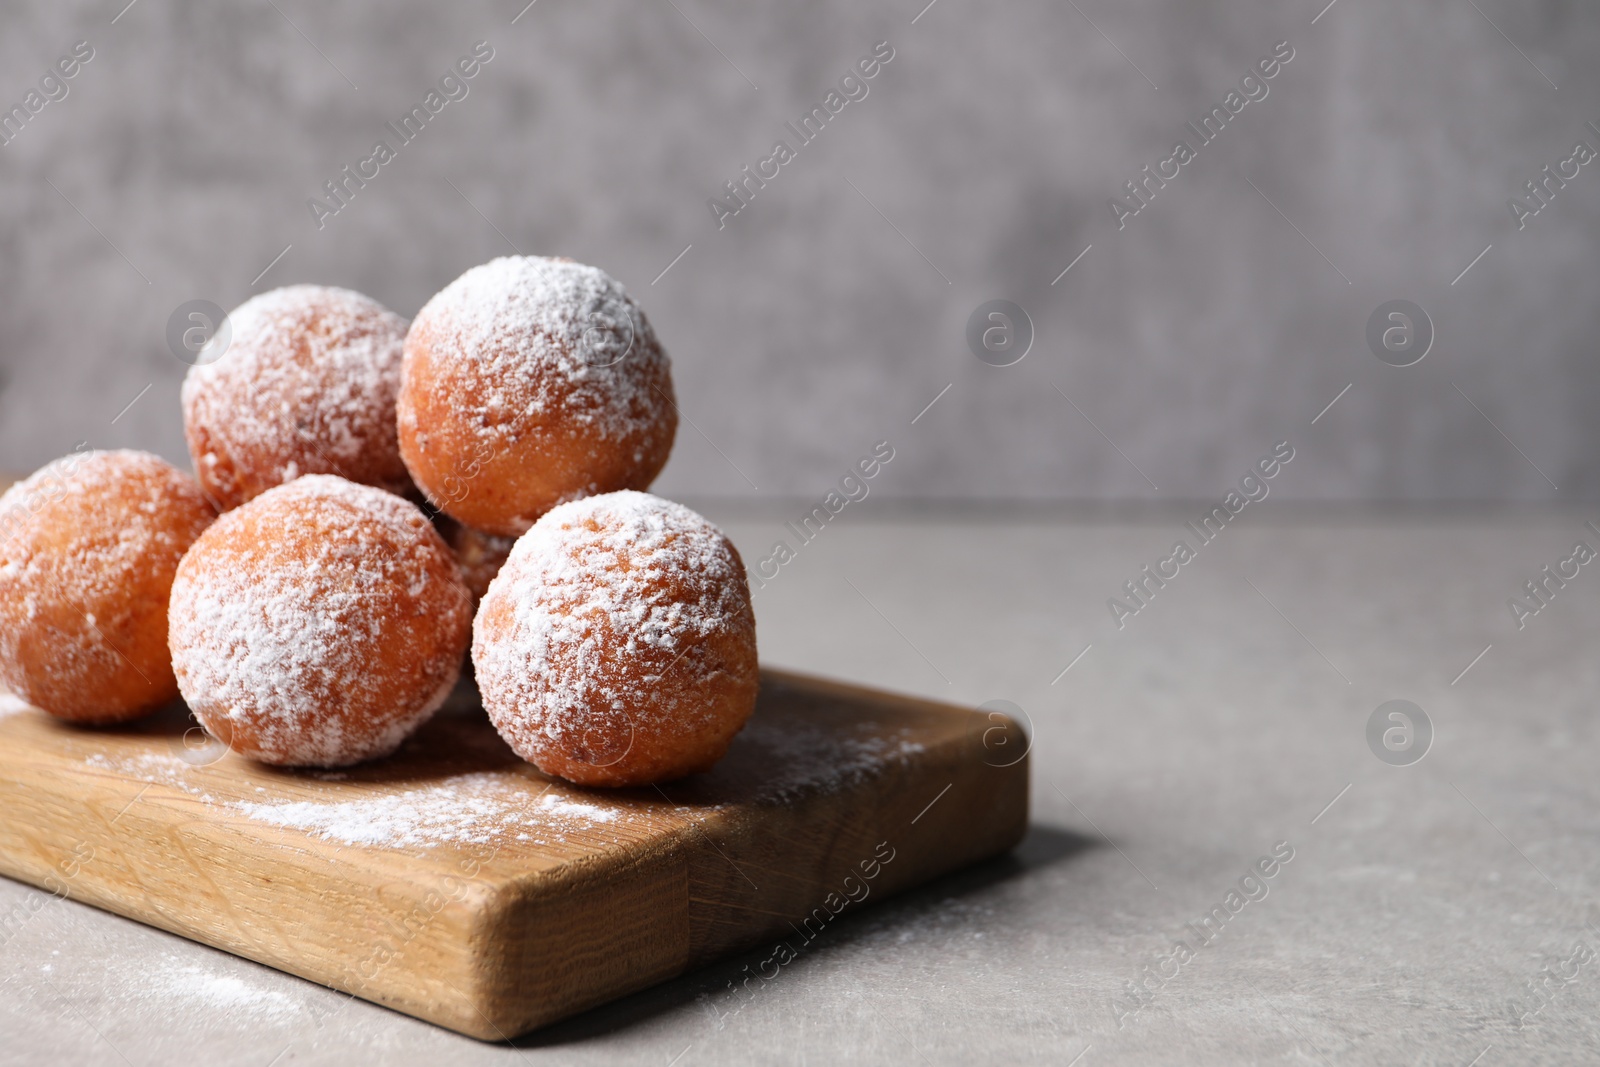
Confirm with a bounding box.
[182,284,411,511]
[397,256,677,537]
[168,475,472,767]
[432,514,515,603]
[0,450,216,723]
[472,490,758,787]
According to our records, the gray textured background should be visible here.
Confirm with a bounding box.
[0,0,1596,502]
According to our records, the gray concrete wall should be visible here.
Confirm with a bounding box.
[1,0,1595,503]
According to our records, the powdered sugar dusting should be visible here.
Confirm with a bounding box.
[149,963,301,1019]
[0,450,212,614]
[236,772,628,848]
[168,475,470,767]
[0,689,35,718]
[182,285,410,507]
[89,953,304,1025]
[408,255,671,449]
[85,750,217,802]
[538,793,620,823]
[735,716,928,804]
[79,748,630,847]
[473,490,756,768]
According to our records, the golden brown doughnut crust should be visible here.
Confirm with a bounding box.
[472,490,757,787]
[398,256,677,537]
[168,475,472,767]
[182,285,411,511]
[0,450,216,723]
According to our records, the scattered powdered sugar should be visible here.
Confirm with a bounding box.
[406,255,673,451]
[235,771,628,847]
[0,689,35,718]
[181,285,410,506]
[153,964,301,1018]
[733,715,928,804]
[168,475,469,767]
[473,490,757,765]
[110,954,302,1023]
[79,748,627,848]
[85,750,216,801]
[538,793,621,823]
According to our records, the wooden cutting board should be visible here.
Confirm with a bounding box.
[0,669,1029,1039]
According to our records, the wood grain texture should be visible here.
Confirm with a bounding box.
[0,669,1029,1038]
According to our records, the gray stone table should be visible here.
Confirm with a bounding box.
[4,506,1599,1065]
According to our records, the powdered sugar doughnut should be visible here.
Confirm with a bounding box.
[0,450,216,723]
[169,475,472,767]
[398,256,677,537]
[182,285,411,511]
[472,490,758,787]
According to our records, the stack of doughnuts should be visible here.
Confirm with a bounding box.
[0,257,758,785]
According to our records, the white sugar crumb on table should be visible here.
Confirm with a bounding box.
[0,689,34,717]
[234,771,630,847]
[106,953,302,1024]
[147,964,301,1020]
